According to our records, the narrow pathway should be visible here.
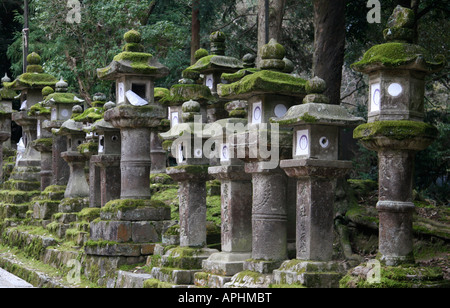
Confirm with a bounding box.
[0,267,34,288]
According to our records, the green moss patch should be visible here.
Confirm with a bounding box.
[102,199,166,213]
[112,52,158,75]
[72,107,104,123]
[45,92,83,104]
[354,121,439,141]
[161,84,215,105]
[4,73,58,90]
[218,70,306,99]
[340,263,449,288]
[352,42,445,72]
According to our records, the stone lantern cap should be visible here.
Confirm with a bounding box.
[53,118,84,136]
[160,83,215,107]
[43,90,84,107]
[3,52,59,90]
[272,102,365,128]
[351,6,446,75]
[218,39,306,100]
[0,74,17,100]
[97,30,169,80]
[183,31,244,78]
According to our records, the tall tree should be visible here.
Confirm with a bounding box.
[257,0,286,67]
[313,0,346,105]
[191,0,200,64]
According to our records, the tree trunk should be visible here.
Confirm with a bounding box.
[313,0,346,105]
[191,0,201,65]
[256,0,286,67]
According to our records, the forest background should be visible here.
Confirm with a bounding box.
[0,0,448,204]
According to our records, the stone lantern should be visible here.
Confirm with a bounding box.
[184,31,244,123]
[195,102,253,287]
[352,5,445,124]
[85,30,172,266]
[29,87,54,191]
[0,74,16,179]
[271,77,364,287]
[149,100,218,286]
[161,100,212,247]
[3,52,58,181]
[217,39,307,276]
[54,110,90,199]
[352,6,445,267]
[98,29,169,200]
[42,78,84,186]
[90,102,122,208]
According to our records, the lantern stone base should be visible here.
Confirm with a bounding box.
[273,259,350,288]
[86,199,173,260]
[201,251,252,276]
[148,244,218,286]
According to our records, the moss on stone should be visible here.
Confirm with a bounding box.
[26,65,44,74]
[112,52,158,75]
[221,68,259,83]
[102,199,167,213]
[4,73,58,90]
[194,48,209,60]
[353,120,439,141]
[124,29,142,43]
[28,102,50,116]
[340,263,449,288]
[351,42,445,72]
[0,87,17,100]
[161,84,214,105]
[218,69,306,99]
[45,92,83,104]
[154,87,170,102]
[72,107,104,123]
[77,207,101,222]
[42,86,54,97]
[32,138,53,149]
[77,142,98,155]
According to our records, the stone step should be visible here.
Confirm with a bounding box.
[224,270,274,288]
[39,185,67,201]
[194,272,232,288]
[0,203,30,220]
[115,270,153,288]
[272,260,349,288]
[150,267,198,285]
[32,200,60,220]
[2,180,41,191]
[1,226,58,260]
[0,190,40,204]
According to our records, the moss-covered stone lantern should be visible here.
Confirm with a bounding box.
[351,6,445,123]
[53,110,89,200]
[184,32,244,122]
[195,102,252,287]
[98,29,168,200]
[352,6,445,267]
[3,52,58,181]
[86,30,172,264]
[42,78,84,186]
[271,77,364,287]
[217,39,307,276]
[90,102,122,207]
[0,74,16,171]
[29,86,53,191]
